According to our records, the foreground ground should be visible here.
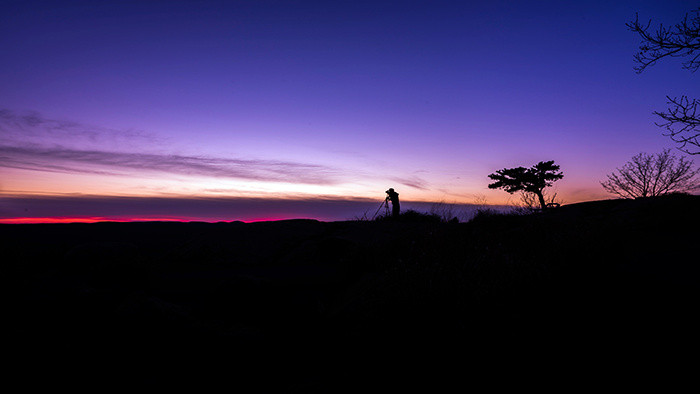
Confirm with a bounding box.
[4,194,698,391]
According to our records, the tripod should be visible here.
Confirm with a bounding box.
[371,198,391,220]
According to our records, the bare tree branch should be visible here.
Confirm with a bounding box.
[601,149,699,198]
[628,8,700,154]
[653,95,700,155]
[627,9,700,73]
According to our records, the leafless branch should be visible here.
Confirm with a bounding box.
[654,95,700,155]
[627,9,700,73]
[601,149,700,198]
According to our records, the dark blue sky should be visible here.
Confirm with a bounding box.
[0,0,697,221]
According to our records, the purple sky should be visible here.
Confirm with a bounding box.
[0,0,697,222]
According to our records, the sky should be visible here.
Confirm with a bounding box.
[1,0,697,222]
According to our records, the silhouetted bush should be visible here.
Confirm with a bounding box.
[468,207,502,222]
[375,209,443,223]
[429,201,459,222]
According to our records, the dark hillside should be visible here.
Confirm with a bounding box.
[4,194,698,391]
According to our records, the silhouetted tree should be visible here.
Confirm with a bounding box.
[519,189,562,211]
[628,8,700,154]
[601,149,699,198]
[488,161,564,210]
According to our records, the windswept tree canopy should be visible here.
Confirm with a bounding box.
[488,161,564,210]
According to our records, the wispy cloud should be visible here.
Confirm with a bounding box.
[0,109,158,147]
[0,109,342,185]
[0,145,341,184]
[390,176,430,190]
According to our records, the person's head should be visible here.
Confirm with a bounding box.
[386,188,394,194]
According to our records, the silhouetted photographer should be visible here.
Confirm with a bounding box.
[385,188,400,218]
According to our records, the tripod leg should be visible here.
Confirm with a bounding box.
[372,200,386,219]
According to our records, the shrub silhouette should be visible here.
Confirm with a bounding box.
[374,209,443,223]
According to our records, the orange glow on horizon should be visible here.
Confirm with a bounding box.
[0,216,314,224]
[0,217,191,224]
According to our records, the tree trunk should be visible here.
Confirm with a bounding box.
[536,191,547,210]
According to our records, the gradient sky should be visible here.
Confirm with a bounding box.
[1,0,697,222]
